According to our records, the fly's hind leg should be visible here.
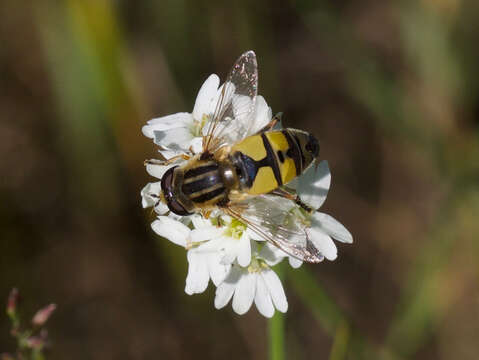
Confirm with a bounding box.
[270,187,314,213]
[254,112,283,134]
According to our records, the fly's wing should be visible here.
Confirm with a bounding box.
[224,195,324,263]
[203,51,259,153]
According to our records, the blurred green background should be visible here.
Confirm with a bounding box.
[1,0,479,359]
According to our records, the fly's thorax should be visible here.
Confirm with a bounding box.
[218,161,240,190]
[180,157,228,209]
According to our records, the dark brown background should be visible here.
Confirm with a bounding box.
[1,0,478,359]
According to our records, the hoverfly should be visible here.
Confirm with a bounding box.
[148,51,324,263]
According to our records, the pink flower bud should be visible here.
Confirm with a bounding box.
[32,304,56,327]
[6,288,19,318]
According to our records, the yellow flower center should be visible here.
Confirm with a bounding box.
[224,218,247,240]
[247,258,269,273]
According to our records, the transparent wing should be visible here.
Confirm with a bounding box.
[203,51,259,153]
[224,194,324,263]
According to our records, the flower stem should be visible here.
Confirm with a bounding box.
[329,319,350,360]
[268,312,285,360]
[269,262,286,360]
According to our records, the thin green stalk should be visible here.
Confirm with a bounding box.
[329,319,350,360]
[268,312,285,360]
[269,262,286,360]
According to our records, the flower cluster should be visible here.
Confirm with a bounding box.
[2,288,56,359]
[141,75,352,317]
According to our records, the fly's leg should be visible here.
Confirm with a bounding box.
[254,112,282,134]
[270,187,314,213]
[144,153,191,166]
[201,210,212,219]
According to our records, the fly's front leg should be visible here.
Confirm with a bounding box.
[144,153,191,167]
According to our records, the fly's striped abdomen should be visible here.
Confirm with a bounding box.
[182,162,227,205]
[231,129,319,195]
[282,129,304,175]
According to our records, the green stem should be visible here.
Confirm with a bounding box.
[329,319,350,360]
[268,312,285,360]
[269,262,286,360]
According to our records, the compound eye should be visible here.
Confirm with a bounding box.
[160,166,191,216]
[160,167,176,194]
[168,197,190,216]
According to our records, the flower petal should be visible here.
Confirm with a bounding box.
[208,253,230,286]
[158,148,181,159]
[232,271,256,315]
[190,227,223,243]
[254,274,274,318]
[215,266,242,309]
[296,161,331,209]
[154,202,169,215]
[220,238,239,265]
[140,182,168,214]
[153,127,194,151]
[237,233,252,267]
[142,112,192,138]
[151,216,190,247]
[313,212,353,244]
[193,74,220,121]
[189,137,203,154]
[250,95,272,134]
[310,228,337,260]
[141,182,161,208]
[202,82,235,137]
[146,163,172,179]
[185,251,209,294]
[258,242,286,267]
[246,227,264,241]
[262,269,288,313]
[288,257,303,269]
[195,236,224,253]
[191,215,211,229]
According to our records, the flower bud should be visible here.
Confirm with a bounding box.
[32,304,56,327]
[6,288,19,319]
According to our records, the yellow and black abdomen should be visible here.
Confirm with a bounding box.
[231,129,319,195]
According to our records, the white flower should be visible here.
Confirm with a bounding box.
[143,73,273,160]
[258,241,305,269]
[256,161,352,268]
[214,255,288,318]
[297,161,353,261]
[140,163,174,214]
[142,74,220,158]
[190,215,268,267]
[143,74,272,159]
[151,213,264,295]
[185,248,230,295]
[152,214,230,295]
[142,68,353,318]
[291,160,331,209]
